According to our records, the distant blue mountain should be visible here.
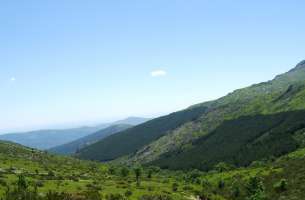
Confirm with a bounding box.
[0,117,150,150]
[49,124,133,155]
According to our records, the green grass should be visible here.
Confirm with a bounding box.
[0,141,193,199]
[1,141,305,199]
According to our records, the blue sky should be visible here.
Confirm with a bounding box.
[1,0,305,132]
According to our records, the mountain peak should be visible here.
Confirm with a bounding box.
[112,117,151,126]
[289,60,305,72]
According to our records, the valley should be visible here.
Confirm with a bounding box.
[2,1,305,199]
[1,61,305,200]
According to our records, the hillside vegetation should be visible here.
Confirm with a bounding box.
[76,61,305,169]
[152,110,305,170]
[0,141,190,199]
[77,106,208,161]
[2,61,305,200]
[1,140,305,199]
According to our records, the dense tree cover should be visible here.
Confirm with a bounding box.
[152,110,305,170]
[77,106,208,161]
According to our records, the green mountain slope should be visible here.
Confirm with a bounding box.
[77,106,208,161]
[192,147,305,200]
[78,60,305,170]
[49,124,133,155]
[118,60,305,166]
[152,110,305,170]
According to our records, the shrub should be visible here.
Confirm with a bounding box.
[125,190,132,197]
[105,193,126,200]
[48,170,55,177]
[230,182,240,198]
[108,167,116,175]
[134,167,142,186]
[36,180,44,187]
[172,182,179,192]
[162,179,169,184]
[17,175,28,191]
[246,176,266,200]
[197,191,212,200]
[138,194,172,200]
[45,191,80,200]
[0,178,7,186]
[202,178,211,189]
[218,180,225,189]
[250,161,266,168]
[214,162,233,173]
[147,186,155,191]
[150,166,161,173]
[188,170,201,182]
[273,179,288,192]
[83,189,101,200]
[120,167,129,177]
[182,185,194,191]
[147,169,153,179]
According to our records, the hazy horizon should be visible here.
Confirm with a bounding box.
[2,1,305,132]
[0,115,155,134]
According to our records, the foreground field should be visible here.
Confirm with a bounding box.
[0,141,304,200]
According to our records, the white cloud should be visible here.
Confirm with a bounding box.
[10,77,16,81]
[151,70,167,77]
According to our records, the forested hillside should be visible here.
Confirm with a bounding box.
[77,107,208,161]
[78,60,305,169]
[152,110,305,170]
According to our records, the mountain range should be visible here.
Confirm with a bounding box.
[49,124,133,155]
[76,60,305,171]
[0,117,150,150]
